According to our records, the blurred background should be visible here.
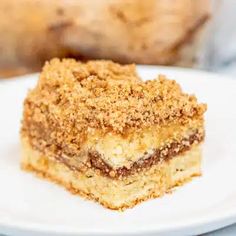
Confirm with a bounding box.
[0,0,235,78]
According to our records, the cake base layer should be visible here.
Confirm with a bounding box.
[21,138,202,210]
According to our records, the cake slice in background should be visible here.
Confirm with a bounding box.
[0,0,210,78]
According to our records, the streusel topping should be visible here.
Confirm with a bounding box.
[22,59,206,151]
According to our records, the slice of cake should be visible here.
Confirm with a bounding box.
[21,59,207,210]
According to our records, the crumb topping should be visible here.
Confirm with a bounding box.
[22,58,206,151]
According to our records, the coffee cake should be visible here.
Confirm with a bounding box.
[21,59,206,210]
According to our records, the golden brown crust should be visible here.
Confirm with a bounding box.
[21,142,201,211]
[22,162,200,211]
[21,59,206,155]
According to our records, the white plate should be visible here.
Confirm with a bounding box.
[0,66,236,236]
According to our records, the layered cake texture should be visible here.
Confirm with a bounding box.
[21,59,207,210]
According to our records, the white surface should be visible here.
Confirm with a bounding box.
[0,66,236,236]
